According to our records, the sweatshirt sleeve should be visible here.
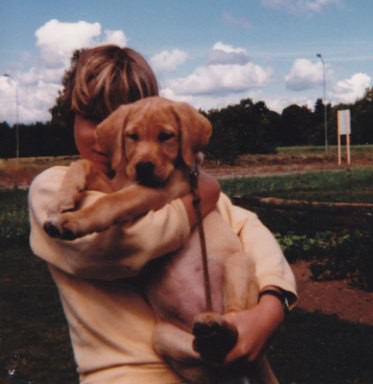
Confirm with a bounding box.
[217,193,297,306]
[29,166,190,280]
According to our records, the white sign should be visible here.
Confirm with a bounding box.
[337,109,351,135]
[337,109,351,165]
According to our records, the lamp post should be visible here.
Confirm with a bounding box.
[3,73,20,160]
[316,53,328,153]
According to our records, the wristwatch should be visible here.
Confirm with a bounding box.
[258,289,290,314]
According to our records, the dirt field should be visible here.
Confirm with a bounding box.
[293,261,373,326]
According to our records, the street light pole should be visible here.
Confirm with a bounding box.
[3,73,20,160]
[316,53,328,153]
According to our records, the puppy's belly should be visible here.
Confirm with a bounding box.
[147,211,236,331]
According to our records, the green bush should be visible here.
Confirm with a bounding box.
[277,230,373,291]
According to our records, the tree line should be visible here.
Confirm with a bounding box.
[1,87,373,163]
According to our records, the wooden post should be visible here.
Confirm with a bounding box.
[346,133,351,165]
[337,111,341,165]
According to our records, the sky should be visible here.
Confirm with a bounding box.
[1,0,373,124]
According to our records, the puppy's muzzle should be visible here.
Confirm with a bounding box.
[135,161,156,185]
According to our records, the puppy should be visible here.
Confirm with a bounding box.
[43,96,206,239]
[44,97,273,384]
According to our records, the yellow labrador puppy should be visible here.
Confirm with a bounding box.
[44,97,273,384]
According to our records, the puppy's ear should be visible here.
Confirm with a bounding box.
[96,105,131,170]
[173,102,212,167]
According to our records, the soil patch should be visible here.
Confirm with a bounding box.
[292,260,373,326]
[204,157,373,178]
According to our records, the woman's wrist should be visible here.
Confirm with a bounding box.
[223,297,284,363]
[256,293,285,327]
[258,286,290,316]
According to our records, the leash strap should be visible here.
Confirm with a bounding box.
[190,164,213,312]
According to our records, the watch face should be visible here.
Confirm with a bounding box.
[284,296,290,312]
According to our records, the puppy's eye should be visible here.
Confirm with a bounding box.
[126,132,139,141]
[158,132,175,142]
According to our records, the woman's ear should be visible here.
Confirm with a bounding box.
[173,102,212,167]
[96,105,131,170]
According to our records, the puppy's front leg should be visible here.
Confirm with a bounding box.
[47,159,111,215]
[43,181,184,240]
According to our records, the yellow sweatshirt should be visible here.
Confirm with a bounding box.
[29,166,296,384]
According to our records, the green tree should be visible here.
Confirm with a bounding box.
[48,49,80,156]
[278,104,314,146]
[0,122,13,158]
[206,108,241,163]
[351,87,373,144]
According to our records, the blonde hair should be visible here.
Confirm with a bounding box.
[64,45,159,122]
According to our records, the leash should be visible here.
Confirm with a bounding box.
[189,164,213,312]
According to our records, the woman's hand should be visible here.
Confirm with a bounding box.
[223,288,285,363]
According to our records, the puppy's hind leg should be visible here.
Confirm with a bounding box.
[192,312,238,364]
[153,322,216,384]
[193,250,256,365]
[223,251,257,312]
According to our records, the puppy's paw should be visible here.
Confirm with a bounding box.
[192,312,238,364]
[43,214,82,241]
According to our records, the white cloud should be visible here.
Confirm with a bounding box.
[35,19,128,68]
[160,86,262,112]
[160,45,271,111]
[103,30,128,46]
[332,73,371,103]
[261,0,342,14]
[168,60,272,97]
[35,19,102,67]
[150,49,189,72]
[285,58,371,106]
[208,42,250,65]
[285,58,327,91]
[266,95,315,113]
[0,19,127,124]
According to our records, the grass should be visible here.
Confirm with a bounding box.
[0,189,77,383]
[270,309,373,384]
[0,245,78,384]
[220,167,373,203]
[278,144,373,155]
[0,189,30,245]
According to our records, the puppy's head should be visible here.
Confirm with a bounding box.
[96,96,212,186]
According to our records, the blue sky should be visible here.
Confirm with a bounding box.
[1,0,373,123]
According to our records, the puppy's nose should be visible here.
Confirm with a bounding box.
[135,161,155,182]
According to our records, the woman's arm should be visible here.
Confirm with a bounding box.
[216,194,297,363]
[224,287,285,363]
[29,166,219,280]
[217,194,297,300]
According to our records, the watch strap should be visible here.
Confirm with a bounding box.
[258,289,290,314]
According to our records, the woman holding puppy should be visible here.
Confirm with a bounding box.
[29,44,297,384]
